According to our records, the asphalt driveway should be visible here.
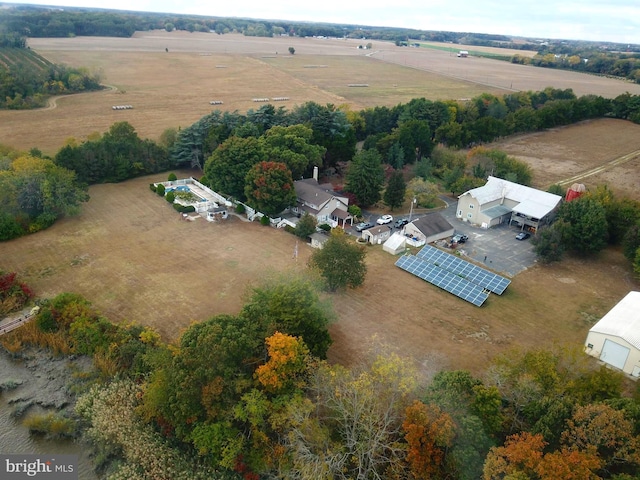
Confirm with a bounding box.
[438,202,537,277]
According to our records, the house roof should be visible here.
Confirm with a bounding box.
[331,208,351,220]
[589,291,640,350]
[364,225,392,236]
[294,178,348,207]
[461,176,562,219]
[410,212,454,237]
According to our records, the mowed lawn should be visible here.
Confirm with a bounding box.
[1,170,636,375]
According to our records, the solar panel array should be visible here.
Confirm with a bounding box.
[416,245,511,295]
[395,255,489,307]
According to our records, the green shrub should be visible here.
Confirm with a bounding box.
[0,212,24,241]
[23,413,76,439]
[165,191,175,203]
[236,203,246,214]
[149,183,157,192]
[168,173,177,181]
[284,225,296,234]
[172,204,196,213]
[156,184,165,196]
[36,309,58,333]
[260,215,270,226]
[318,223,331,231]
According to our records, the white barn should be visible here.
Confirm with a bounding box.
[456,176,562,233]
[584,291,640,378]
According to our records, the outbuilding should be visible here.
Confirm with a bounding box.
[584,291,640,378]
[403,212,455,247]
[456,176,562,232]
[362,225,392,245]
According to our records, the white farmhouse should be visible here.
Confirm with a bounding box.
[292,178,353,228]
[584,291,640,378]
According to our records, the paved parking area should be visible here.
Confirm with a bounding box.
[438,203,537,278]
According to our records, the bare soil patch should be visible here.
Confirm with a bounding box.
[1,171,637,375]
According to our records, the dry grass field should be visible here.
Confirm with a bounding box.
[2,32,640,376]
[2,30,640,155]
[490,118,640,200]
[0,169,636,375]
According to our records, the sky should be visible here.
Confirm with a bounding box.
[5,1,640,45]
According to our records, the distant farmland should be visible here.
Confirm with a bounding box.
[1,30,639,155]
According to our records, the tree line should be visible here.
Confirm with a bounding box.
[0,46,102,109]
[3,89,640,242]
[512,50,640,84]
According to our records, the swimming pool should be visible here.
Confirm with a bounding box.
[166,185,190,193]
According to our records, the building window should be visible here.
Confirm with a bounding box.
[469,204,474,209]
[457,210,462,217]
[467,213,472,219]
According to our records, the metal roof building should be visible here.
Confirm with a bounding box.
[585,291,640,377]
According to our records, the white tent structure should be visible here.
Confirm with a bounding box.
[585,291,640,377]
[383,232,406,255]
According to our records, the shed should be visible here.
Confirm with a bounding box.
[309,232,329,249]
[383,232,407,255]
[404,212,455,246]
[584,291,640,377]
[362,225,392,245]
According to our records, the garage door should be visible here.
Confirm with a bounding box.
[600,339,630,370]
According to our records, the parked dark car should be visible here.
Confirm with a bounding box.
[515,232,531,240]
[394,218,409,228]
[354,222,374,232]
[451,233,469,244]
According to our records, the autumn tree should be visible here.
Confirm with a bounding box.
[403,400,455,479]
[561,403,640,474]
[483,432,602,480]
[0,155,89,238]
[244,161,297,216]
[308,229,367,292]
[255,332,310,394]
[240,276,334,359]
[285,351,419,479]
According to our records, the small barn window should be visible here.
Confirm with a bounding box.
[467,213,472,219]
[469,204,474,209]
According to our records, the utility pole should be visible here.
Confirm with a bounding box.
[408,197,416,221]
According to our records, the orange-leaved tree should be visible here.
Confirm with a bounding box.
[483,431,602,480]
[402,400,456,480]
[255,331,310,394]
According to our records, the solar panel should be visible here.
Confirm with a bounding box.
[416,245,511,295]
[395,255,489,307]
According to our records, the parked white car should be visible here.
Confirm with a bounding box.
[376,215,393,225]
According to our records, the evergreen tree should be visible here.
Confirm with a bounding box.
[345,149,384,207]
[383,170,406,211]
